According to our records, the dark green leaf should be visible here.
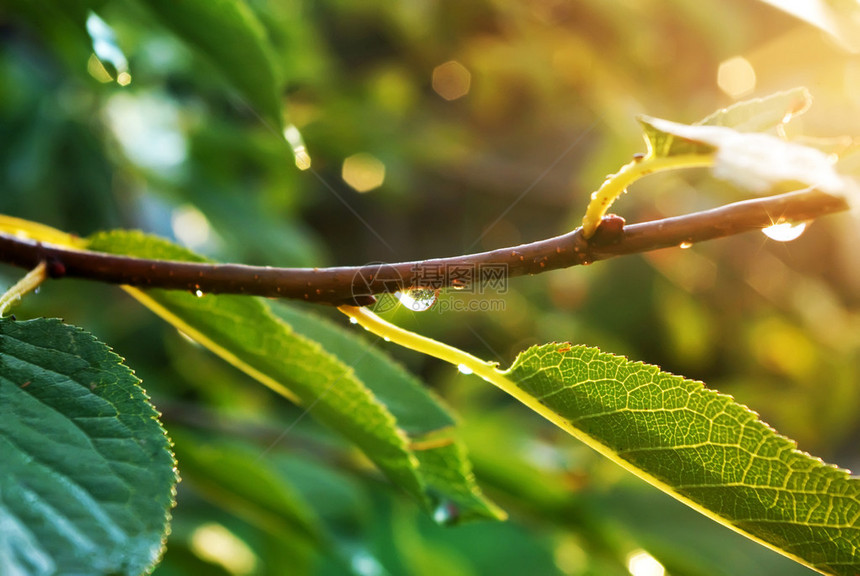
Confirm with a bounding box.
[274,303,505,523]
[0,317,176,576]
[135,0,285,131]
[85,231,502,523]
[170,431,323,547]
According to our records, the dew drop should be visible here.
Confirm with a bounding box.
[762,221,808,242]
[194,289,204,298]
[432,500,460,526]
[679,241,693,249]
[349,317,359,324]
[395,287,438,311]
[349,549,385,576]
[457,363,473,375]
[283,124,311,171]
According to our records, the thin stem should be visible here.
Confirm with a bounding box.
[0,262,47,317]
[581,153,715,237]
[338,305,500,380]
[0,188,849,305]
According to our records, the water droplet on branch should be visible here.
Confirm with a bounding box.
[457,364,473,375]
[395,288,438,311]
[762,221,808,242]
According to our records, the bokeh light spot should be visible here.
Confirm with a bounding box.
[342,153,386,192]
[171,204,213,250]
[190,523,257,575]
[717,56,756,99]
[627,550,665,576]
[432,60,471,101]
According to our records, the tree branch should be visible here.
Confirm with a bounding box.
[0,188,848,305]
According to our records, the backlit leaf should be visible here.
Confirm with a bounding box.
[503,344,859,575]
[696,87,811,131]
[757,0,860,53]
[639,116,849,195]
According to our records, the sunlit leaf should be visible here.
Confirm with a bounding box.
[640,87,813,159]
[502,343,859,575]
[757,0,860,53]
[696,87,811,131]
[0,318,176,576]
[582,89,839,236]
[639,116,849,195]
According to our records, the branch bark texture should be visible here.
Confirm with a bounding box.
[0,189,848,306]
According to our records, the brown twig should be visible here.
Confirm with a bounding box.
[0,188,848,305]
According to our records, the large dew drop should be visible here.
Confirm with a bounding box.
[395,287,438,312]
[761,221,807,242]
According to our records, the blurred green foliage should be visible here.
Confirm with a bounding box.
[2,0,859,574]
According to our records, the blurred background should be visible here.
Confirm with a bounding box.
[2,0,860,574]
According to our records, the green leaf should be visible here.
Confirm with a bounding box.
[0,317,176,576]
[274,303,505,523]
[696,87,811,131]
[638,115,719,159]
[502,344,859,575]
[274,303,455,436]
[581,89,835,236]
[85,231,502,523]
[638,116,851,196]
[135,0,285,131]
[170,431,323,548]
[639,87,812,159]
